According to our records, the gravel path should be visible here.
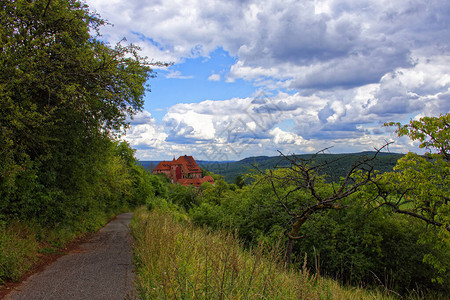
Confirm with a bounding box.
[6,213,137,300]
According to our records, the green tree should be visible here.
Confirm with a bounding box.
[234,175,245,189]
[377,114,449,231]
[0,0,164,224]
[368,114,450,284]
[375,114,449,232]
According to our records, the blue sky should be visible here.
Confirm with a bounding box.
[146,48,257,120]
[86,0,450,161]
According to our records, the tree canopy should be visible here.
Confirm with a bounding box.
[0,0,162,224]
[377,114,449,232]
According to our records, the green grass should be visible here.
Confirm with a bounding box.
[0,222,39,283]
[131,207,396,299]
[0,209,119,284]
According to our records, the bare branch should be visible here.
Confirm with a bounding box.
[381,202,449,232]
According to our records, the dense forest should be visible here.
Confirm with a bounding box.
[1,1,449,298]
[141,152,404,184]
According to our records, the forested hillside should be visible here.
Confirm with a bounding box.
[141,153,403,184]
[198,152,404,183]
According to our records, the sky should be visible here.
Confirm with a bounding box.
[85,0,450,161]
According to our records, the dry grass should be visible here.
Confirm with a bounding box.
[131,207,395,300]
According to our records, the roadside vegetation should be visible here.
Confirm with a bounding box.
[0,0,164,283]
[132,207,396,300]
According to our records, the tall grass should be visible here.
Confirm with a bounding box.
[132,207,395,299]
[0,209,117,284]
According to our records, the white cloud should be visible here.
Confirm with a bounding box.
[87,0,450,88]
[270,127,308,146]
[163,109,216,141]
[208,73,221,81]
[127,110,153,125]
[124,111,168,150]
[165,70,194,79]
[86,0,450,159]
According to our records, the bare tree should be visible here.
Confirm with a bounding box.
[260,143,392,265]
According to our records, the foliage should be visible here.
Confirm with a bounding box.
[0,223,38,283]
[167,184,201,211]
[385,113,449,160]
[0,0,160,223]
[189,168,449,296]
[374,113,450,284]
[259,146,391,264]
[295,200,447,295]
[380,113,449,230]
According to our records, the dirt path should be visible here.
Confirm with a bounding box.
[5,213,137,300]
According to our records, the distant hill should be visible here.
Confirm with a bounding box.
[199,152,404,183]
[138,160,236,171]
[139,152,404,183]
[138,161,161,170]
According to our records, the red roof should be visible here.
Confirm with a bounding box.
[203,175,215,184]
[153,161,172,172]
[153,155,202,173]
[152,155,213,187]
[175,155,202,173]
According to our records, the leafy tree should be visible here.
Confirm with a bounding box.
[366,114,450,284]
[388,113,449,160]
[200,175,230,205]
[168,184,201,211]
[234,175,245,188]
[377,113,449,231]
[0,0,165,224]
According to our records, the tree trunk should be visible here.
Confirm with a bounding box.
[284,216,307,266]
[285,237,295,266]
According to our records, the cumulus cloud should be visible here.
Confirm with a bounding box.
[125,111,168,150]
[270,127,308,146]
[87,0,450,86]
[127,110,153,125]
[86,0,450,159]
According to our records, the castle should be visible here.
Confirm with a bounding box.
[152,155,215,187]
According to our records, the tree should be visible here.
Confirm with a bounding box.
[0,0,166,224]
[261,144,391,264]
[387,113,449,160]
[374,113,449,232]
[360,114,449,284]
[234,175,245,189]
